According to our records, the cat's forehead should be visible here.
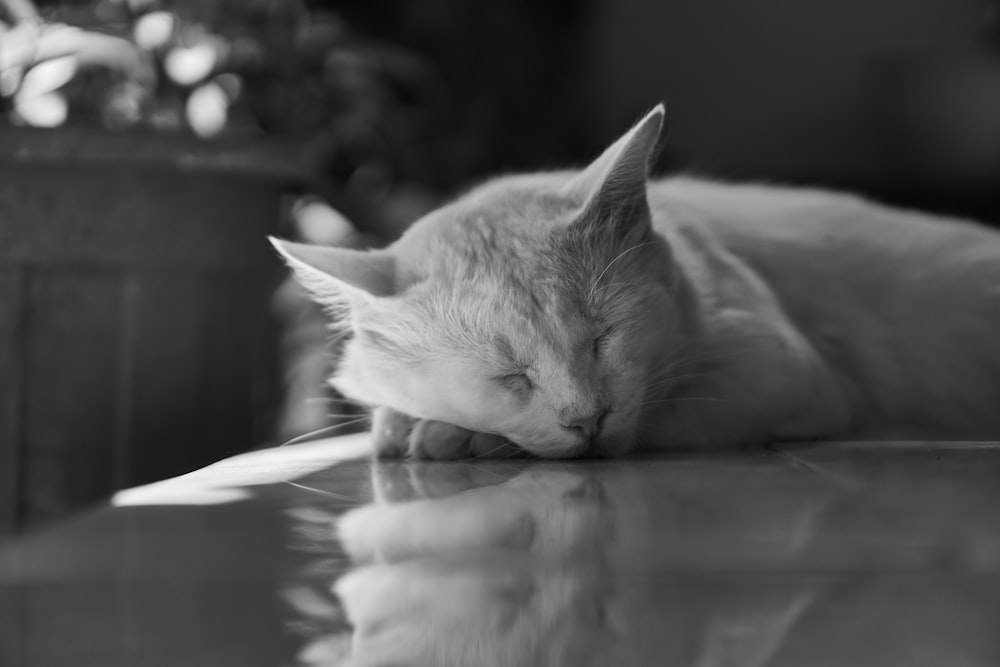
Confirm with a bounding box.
[444,184,573,248]
[461,173,579,220]
[386,172,612,350]
[401,174,575,244]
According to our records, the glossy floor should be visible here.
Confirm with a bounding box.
[1,436,999,667]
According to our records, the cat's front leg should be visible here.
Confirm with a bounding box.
[371,407,519,460]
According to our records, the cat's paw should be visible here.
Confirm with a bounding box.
[371,407,518,460]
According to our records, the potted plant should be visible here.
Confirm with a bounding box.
[0,0,447,533]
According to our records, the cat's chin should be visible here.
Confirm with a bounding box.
[510,431,636,459]
[589,436,636,458]
[521,442,591,460]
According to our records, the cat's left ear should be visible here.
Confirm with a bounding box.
[269,237,394,314]
[564,104,664,235]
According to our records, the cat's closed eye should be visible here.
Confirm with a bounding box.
[592,330,613,357]
[496,372,534,395]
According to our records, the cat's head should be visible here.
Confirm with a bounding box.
[274,105,692,457]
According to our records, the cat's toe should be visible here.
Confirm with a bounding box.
[408,420,474,460]
[371,407,416,459]
[372,409,520,460]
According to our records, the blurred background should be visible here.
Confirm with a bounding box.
[3,0,1000,534]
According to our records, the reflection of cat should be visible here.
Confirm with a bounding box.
[328,462,833,667]
[322,457,1000,667]
[274,104,1000,459]
[335,466,616,667]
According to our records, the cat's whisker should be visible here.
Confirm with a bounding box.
[642,356,711,381]
[587,241,658,304]
[638,345,775,394]
[642,372,715,391]
[496,441,531,460]
[470,438,519,460]
[302,396,363,405]
[596,281,638,293]
[641,367,710,388]
[655,346,760,374]
[320,331,353,350]
[322,418,372,433]
[281,479,359,501]
[638,395,730,408]
[277,418,371,448]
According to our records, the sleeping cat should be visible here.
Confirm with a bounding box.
[272,104,1000,459]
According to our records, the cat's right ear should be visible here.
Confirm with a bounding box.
[269,237,394,314]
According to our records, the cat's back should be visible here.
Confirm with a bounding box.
[651,176,1000,259]
[649,177,1000,295]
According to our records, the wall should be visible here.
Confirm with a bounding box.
[586,0,991,184]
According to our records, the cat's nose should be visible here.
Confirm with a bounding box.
[561,408,609,441]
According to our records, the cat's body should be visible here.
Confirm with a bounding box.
[652,177,1000,444]
[274,105,1000,458]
